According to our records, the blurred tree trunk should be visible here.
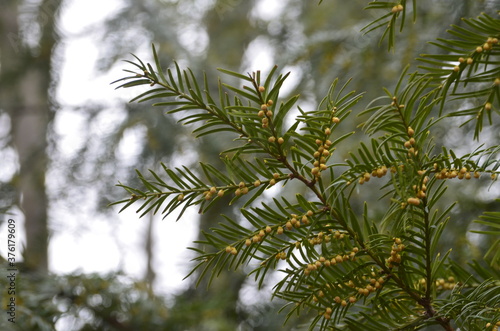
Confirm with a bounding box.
[0,0,62,273]
[144,211,156,287]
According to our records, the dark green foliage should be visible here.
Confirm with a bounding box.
[0,269,169,331]
[112,4,500,331]
[418,13,500,138]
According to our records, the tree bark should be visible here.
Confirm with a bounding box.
[0,0,62,273]
[144,211,156,288]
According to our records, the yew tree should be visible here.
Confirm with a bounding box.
[112,3,500,330]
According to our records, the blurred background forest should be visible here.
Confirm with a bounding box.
[0,0,499,330]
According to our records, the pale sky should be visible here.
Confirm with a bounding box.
[46,0,297,297]
[0,0,297,302]
[53,0,202,297]
[49,0,291,298]
[0,0,199,298]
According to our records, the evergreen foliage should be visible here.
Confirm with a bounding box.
[112,4,500,330]
[0,269,170,331]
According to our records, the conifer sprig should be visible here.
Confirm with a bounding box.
[112,8,500,330]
